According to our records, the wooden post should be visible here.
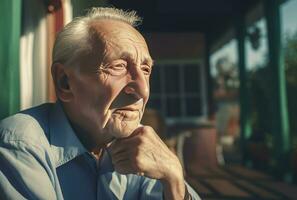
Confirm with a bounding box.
[0,0,21,119]
[205,35,214,120]
[264,0,290,160]
[236,12,252,162]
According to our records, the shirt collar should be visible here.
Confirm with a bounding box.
[99,149,115,174]
[49,101,87,167]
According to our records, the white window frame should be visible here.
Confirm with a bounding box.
[149,59,208,125]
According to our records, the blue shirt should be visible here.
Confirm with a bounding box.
[0,102,200,200]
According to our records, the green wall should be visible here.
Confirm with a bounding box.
[0,0,21,120]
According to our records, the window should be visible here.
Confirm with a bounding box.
[147,61,206,123]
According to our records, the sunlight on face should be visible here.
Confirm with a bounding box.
[66,19,153,144]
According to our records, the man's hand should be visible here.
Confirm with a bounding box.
[109,126,186,200]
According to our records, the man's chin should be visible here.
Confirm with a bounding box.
[106,121,139,139]
[113,132,133,139]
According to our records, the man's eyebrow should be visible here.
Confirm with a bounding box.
[118,52,154,66]
[144,57,154,67]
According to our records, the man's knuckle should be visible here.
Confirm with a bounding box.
[137,136,146,145]
[134,159,143,170]
[142,126,153,133]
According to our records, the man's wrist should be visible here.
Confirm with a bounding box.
[161,171,185,200]
[162,182,192,200]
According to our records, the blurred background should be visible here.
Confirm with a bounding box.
[1,0,297,199]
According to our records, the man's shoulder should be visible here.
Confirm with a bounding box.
[0,103,54,147]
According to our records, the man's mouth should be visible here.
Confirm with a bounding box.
[111,99,144,121]
[116,107,138,112]
[113,108,141,120]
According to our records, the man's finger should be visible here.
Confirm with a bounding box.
[109,139,127,155]
[113,160,136,174]
[110,150,130,166]
[109,133,143,156]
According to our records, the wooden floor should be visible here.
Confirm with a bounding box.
[186,165,297,200]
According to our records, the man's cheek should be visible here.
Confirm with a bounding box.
[104,83,128,109]
[98,72,124,106]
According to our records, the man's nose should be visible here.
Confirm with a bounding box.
[124,67,149,99]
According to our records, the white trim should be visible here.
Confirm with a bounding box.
[166,116,208,126]
[63,0,73,25]
[149,59,207,123]
[20,33,34,110]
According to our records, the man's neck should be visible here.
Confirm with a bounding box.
[91,148,103,160]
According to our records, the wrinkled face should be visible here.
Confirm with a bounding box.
[66,20,153,143]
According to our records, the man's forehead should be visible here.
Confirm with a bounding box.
[90,19,142,39]
[90,20,145,43]
[88,19,152,64]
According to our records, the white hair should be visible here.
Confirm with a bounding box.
[52,7,142,66]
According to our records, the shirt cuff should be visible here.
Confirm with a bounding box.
[162,184,192,200]
[184,184,192,200]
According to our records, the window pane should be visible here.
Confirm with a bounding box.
[164,65,180,94]
[147,97,162,111]
[184,64,200,93]
[246,19,268,71]
[150,65,161,94]
[166,97,181,117]
[185,97,201,116]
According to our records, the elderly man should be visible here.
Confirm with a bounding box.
[0,7,200,200]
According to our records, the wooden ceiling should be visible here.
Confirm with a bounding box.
[110,0,260,34]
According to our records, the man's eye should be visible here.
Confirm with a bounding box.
[101,61,128,76]
[141,65,151,75]
[112,63,127,70]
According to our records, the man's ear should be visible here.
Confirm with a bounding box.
[51,63,73,102]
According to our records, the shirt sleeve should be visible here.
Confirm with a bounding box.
[0,139,58,200]
[139,176,201,200]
